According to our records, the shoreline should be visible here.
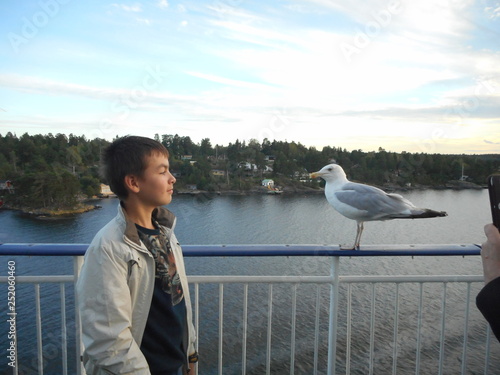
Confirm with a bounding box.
[175,179,485,196]
[1,180,484,218]
[2,202,102,219]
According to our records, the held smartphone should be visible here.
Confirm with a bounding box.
[488,174,500,230]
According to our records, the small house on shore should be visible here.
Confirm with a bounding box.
[0,180,14,194]
[262,179,274,188]
[211,169,225,177]
[99,184,114,197]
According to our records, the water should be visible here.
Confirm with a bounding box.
[0,189,498,374]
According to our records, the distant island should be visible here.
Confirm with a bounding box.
[0,132,497,216]
[18,203,100,218]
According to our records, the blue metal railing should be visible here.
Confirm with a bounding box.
[0,242,482,257]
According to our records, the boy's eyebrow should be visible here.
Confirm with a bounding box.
[157,163,170,169]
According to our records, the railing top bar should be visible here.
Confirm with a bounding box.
[0,243,89,256]
[0,243,481,257]
[184,244,482,257]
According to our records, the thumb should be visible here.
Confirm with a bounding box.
[484,223,500,243]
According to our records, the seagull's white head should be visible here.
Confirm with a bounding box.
[310,164,348,184]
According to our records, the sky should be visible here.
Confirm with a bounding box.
[0,0,499,154]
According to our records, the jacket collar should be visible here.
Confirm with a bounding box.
[118,202,176,246]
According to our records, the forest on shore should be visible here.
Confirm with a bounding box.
[0,132,499,212]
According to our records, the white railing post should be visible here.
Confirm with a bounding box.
[34,283,43,375]
[218,284,224,375]
[241,283,248,375]
[194,283,200,375]
[60,283,68,375]
[314,284,321,375]
[290,283,298,375]
[327,257,340,375]
[266,284,274,374]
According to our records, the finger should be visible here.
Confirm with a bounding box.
[485,223,500,242]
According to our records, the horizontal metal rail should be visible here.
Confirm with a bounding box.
[188,274,484,284]
[339,274,484,283]
[0,274,484,285]
[0,243,482,256]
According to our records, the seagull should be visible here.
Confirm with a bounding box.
[310,164,447,249]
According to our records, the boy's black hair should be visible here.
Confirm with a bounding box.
[100,135,169,200]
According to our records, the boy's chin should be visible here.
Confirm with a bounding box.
[161,196,173,206]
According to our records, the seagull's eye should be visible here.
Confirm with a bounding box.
[328,168,333,171]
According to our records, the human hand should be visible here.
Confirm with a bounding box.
[481,224,500,284]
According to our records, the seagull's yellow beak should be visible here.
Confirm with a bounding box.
[310,171,321,179]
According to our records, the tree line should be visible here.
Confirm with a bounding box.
[0,132,499,209]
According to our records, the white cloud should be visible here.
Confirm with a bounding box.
[184,71,276,91]
[484,139,500,145]
[111,3,142,12]
[137,18,151,25]
[205,3,266,22]
[201,0,500,114]
[157,0,169,9]
[0,74,193,106]
[485,4,500,19]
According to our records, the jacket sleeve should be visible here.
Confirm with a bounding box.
[476,276,500,343]
[76,239,151,375]
[170,232,197,360]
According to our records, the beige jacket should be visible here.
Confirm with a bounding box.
[76,203,196,374]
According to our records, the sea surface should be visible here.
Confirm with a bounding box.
[1,189,499,374]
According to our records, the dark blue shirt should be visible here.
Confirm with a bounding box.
[136,224,187,375]
[141,278,186,374]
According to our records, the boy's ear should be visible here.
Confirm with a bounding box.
[124,174,141,193]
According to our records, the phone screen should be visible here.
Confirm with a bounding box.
[488,175,500,230]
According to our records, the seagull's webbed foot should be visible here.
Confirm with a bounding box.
[340,244,359,250]
[339,222,364,250]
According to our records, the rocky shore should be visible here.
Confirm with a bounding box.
[382,180,484,192]
[175,184,325,196]
[2,202,101,218]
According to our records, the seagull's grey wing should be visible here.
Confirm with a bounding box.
[335,182,413,219]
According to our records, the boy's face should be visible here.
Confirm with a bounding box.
[135,152,176,208]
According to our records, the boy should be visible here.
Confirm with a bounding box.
[76,136,197,375]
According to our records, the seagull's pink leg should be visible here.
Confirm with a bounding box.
[354,221,364,250]
[341,221,364,250]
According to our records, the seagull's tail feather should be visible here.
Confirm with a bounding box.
[391,209,448,219]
